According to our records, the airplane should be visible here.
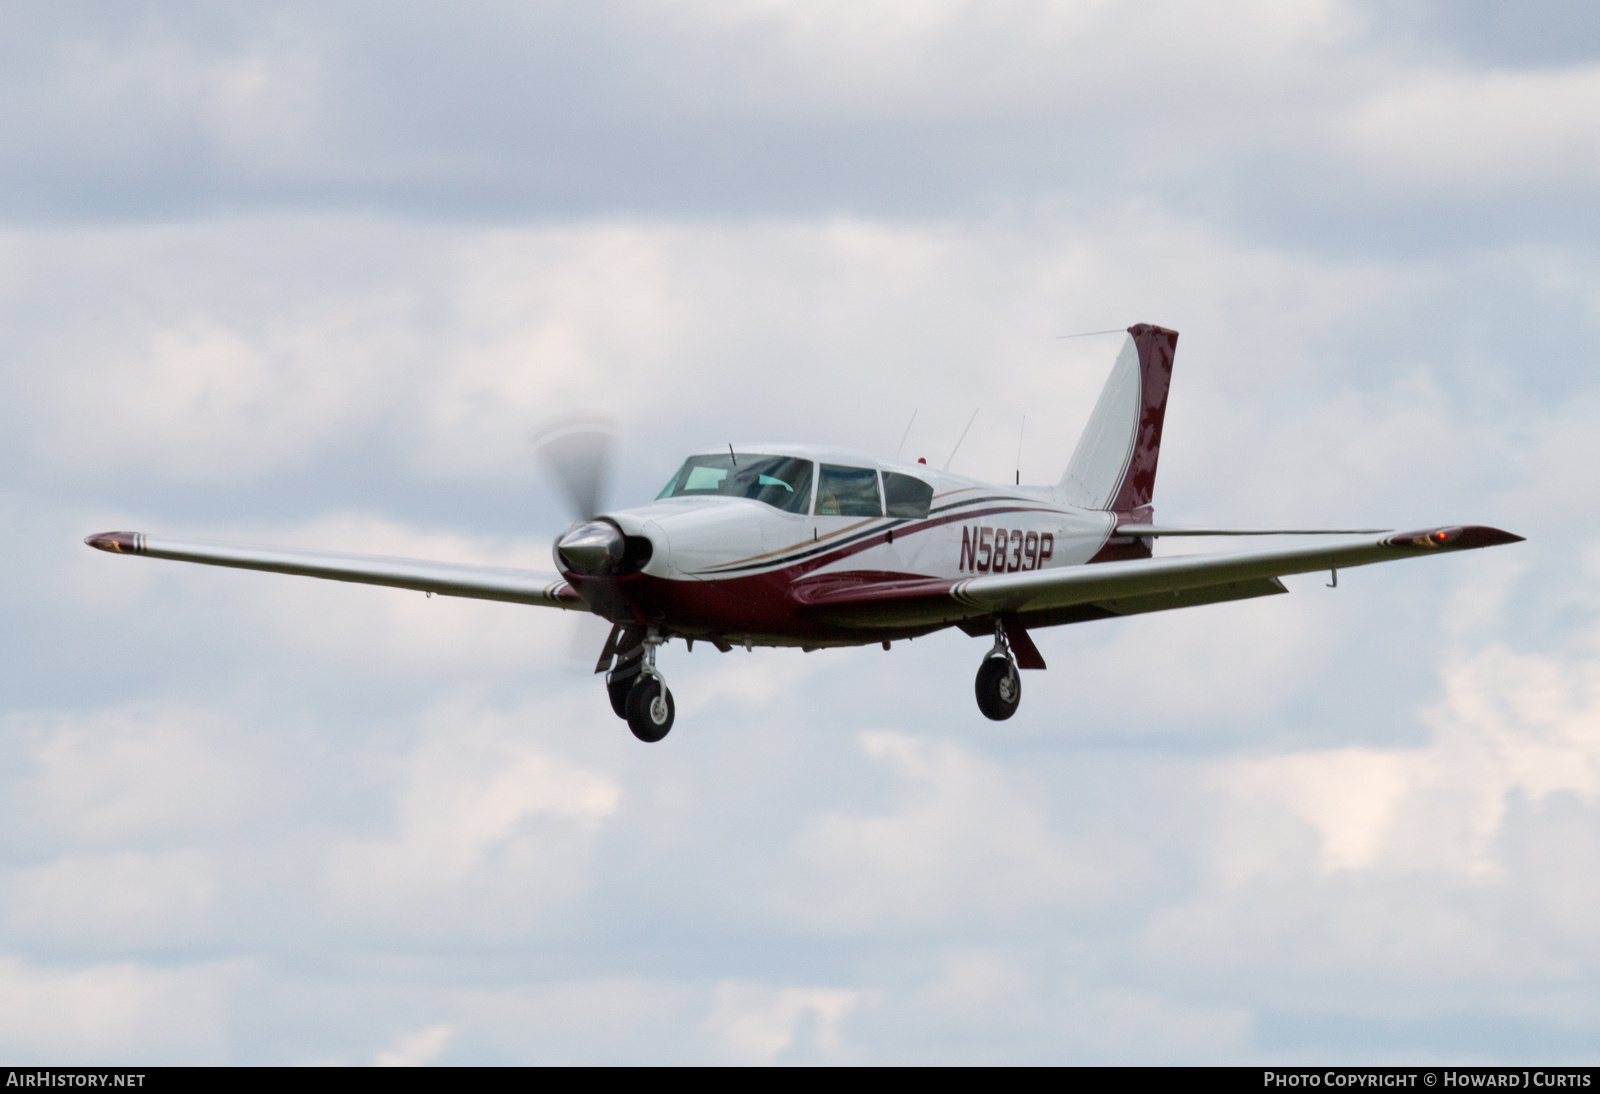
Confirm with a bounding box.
[84,323,1523,742]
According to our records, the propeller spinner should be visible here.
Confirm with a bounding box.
[556,519,625,575]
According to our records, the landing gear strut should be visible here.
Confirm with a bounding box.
[974,620,1020,721]
[606,628,675,742]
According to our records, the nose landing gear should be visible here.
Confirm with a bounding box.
[974,620,1021,721]
[605,628,675,742]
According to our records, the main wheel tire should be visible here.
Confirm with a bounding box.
[975,655,1020,721]
[625,678,675,742]
[607,676,632,719]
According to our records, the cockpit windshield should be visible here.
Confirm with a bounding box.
[655,454,814,514]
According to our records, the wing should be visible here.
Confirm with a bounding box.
[793,525,1523,631]
[1115,524,1392,536]
[84,531,584,610]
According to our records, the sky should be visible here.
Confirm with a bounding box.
[1,0,1597,1065]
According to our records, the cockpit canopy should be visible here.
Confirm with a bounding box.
[655,454,933,519]
[655,454,814,513]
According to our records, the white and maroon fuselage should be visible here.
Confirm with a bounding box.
[557,444,1131,648]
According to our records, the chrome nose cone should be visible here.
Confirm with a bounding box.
[556,520,625,575]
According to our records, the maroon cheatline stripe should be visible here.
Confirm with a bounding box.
[698,494,1068,574]
[695,503,1072,578]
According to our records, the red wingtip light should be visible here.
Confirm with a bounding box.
[1384,525,1524,550]
[84,531,142,554]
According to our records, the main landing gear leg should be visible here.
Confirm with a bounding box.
[974,619,1021,721]
[622,629,675,743]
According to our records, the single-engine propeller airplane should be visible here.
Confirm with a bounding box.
[86,324,1523,742]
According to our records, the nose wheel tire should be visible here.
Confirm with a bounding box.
[975,655,1020,721]
[625,678,675,742]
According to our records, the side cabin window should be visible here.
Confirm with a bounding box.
[815,464,882,517]
[883,472,933,519]
[655,454,814,514]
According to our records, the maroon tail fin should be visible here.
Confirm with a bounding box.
[1068,323,1177,564]
[1108,323,1178,513]
[1057,323,1179,516]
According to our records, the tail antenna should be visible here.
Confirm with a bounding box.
[1056,328,1126,339]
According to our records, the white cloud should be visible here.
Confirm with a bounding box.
[11,707,253,849]
[0,956,238,1063]
[8,207,1484,499]
[374,1023,454,1067]
[1227,637,1600,877]
[779,732,1107,930]
[697,981,864,1064]
[323,697,619,936]
[18,220,421,482]
[4,851,218,947]
[1135,604,1600,1003]
[1338,65,1600,193]
[447,977,703,1063]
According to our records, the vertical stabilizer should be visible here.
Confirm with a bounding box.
[1055,323,1178,513]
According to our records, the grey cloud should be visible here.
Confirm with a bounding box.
[1363,0,1600,68]
[2,1,1596,256]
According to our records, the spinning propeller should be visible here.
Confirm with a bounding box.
[530,411,615,522]
[531,411,627,577]
[531,412,631,661]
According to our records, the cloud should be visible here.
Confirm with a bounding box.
[697,981,863,1064]
[2,0,1591,239]
[4,851,219,949]
[8,707,254,849]
[322,696,620,938]
[17,205,1564,514]
[1337,66,1600,194]
[374,1023,454,1067]
[0,0,1596,1064]
[1224,635,1600,877]
[0,956,238,1063]
[1136,602,1600,1018]
[779,732,1107,931]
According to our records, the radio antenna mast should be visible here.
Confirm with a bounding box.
[944,409,979,470]
[895,408,918,459]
